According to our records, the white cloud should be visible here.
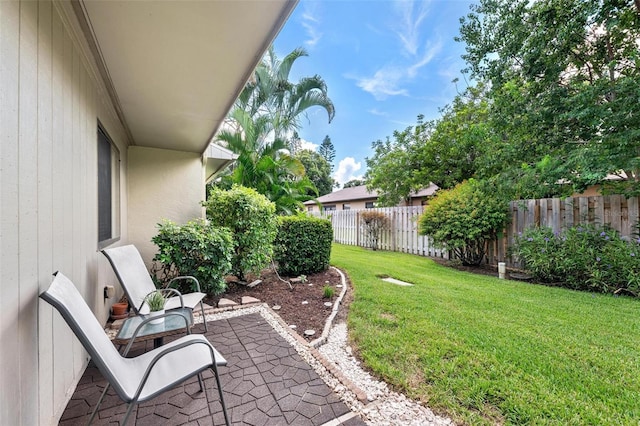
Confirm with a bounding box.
[301,3,322,47]
[368,108,388,116]
[354,67,409,100]
[393,0,430,56]
[299,138,318,151]
[408,39,442,77]
[333,157,364,186]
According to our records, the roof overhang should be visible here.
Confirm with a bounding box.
[205,144,238,183]
[73,0,297,154]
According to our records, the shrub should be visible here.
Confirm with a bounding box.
[512,224,640,295]
[152,219,233,295]
[203,185,277,281]
[274,215,333,276]
[418,180,509,265]
[359,210,389,250]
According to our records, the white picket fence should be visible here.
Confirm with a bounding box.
[310,206,448,258]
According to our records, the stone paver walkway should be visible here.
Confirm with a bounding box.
[60,312,367,426]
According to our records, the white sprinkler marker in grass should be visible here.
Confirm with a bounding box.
[382,277,414,287]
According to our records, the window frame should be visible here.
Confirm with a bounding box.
[97,123,121,249]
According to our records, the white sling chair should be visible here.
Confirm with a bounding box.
[102,244,209,332]
[40,272,230,425]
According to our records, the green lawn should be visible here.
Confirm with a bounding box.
[331,244,640,425]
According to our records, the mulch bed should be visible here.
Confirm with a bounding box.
[205,267,350,340]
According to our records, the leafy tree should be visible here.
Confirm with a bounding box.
[416,83,492,190]
[365,116,430,206]
[203,186,277,281]
[418,180,509,265]
[318,135,336,170]
[296,149,334,196]
[458,0,640,197]
[343,179,365,188]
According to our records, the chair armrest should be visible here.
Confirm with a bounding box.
[142,288,185,309]
[122,311,191,356]
[133,338,220,402]
[166,275,202,293]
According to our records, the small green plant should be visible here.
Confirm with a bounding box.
[145,291,166,312]
[323,285,334,299]
[299,275,307,283]
[359,210,389,250]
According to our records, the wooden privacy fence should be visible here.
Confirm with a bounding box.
[311,195,640,267]
[310,206,447,258]
[487,194,640,267]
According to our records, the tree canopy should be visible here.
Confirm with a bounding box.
[295,149,335,196]
[318,135,336,170]
[367,0,640,201]
[458,0,640,197]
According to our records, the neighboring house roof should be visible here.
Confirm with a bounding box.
[72,1,297,154]
[304,183,439,205]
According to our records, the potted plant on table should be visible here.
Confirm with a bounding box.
[145,290,166,325]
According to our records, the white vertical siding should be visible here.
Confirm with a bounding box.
[0,4,22,426]
[1,1,129,424]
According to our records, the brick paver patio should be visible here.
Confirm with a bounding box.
[59,312,367,426]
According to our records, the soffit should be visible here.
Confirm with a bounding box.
[78,0,296,154]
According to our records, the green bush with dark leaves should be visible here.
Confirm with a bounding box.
[203,185,277,281]
[512,224,640,295]
[152,219,233,295]
[274,215,333,276]
[418,179,509,265]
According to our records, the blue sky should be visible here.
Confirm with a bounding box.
[273,0,475,187]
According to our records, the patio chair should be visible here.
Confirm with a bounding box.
[102,244,209,331]
[40,271,230,426]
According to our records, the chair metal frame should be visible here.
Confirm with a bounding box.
[40,272,229,425]
[102,244,209,332]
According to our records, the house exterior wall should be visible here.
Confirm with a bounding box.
[128,146,206,266]
[0,1,130,424]
[307,197,427,212]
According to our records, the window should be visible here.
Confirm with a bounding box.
[323,205,336,211]
[343,203,351,210]
[98,124,120,248]
[307,206,314,212]
[365,201,375,208]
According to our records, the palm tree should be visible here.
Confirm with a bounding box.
[234,46,334,140]
[216,46,334,213]
[216,109,316,215]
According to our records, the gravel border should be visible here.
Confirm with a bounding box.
[194,268,454,426]
[106,267,454,425]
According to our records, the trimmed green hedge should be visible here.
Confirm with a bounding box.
[274,215,333,276]
[203,185,277,281]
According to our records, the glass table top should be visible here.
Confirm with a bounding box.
[115,307,193,341]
